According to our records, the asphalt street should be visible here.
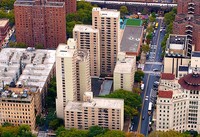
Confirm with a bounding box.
[134,18,166,136]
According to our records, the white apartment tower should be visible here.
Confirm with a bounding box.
[56,38,91,119]
[92,7,120,76]
[73,25,100,77]
[114,52,136,91]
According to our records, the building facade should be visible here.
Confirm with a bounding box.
[14,0,66,49]
[51,0,76,14]
[114,52,136,91]
[156,71,200,133]
[0,19,9,42]
[73,25,100,77]
[173,0,200,51]
[56,39,91,119]
[92,7,120,76]
[64,92,124,130]
[0,86,41,130]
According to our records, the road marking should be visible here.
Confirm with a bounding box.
[137,74,150,133]
[145,62,162,65]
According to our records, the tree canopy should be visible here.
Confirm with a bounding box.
[120,6,128,18]
[9,42,27,48]
[0,124,36,137]
[141,44,150,54]
[134,70,145,83]
[56,126,125,137]
[102,89,142,118]
[149,130,192,137]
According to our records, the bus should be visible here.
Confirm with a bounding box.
[148,102,153,115]
[155,22,159,29]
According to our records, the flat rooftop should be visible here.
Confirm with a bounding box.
[65,98,124,112]
[120,26,143,53]
[73,25,99,33]
[114,57,135,74]
[93,7,120,18]
[0,48,55,90]
[126,19,142,26]
[0,19,9,27]
[99,80,113,96]
[168,34,187,50]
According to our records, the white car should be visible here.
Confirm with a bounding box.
[145,96,149,100]
[154,81,159,85]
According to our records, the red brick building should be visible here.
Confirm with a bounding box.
[0,19,9,42]
[173,0,200,52]
[51,0,76,14]
[14,0,66,49]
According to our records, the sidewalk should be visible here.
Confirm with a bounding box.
[123,118,131,132]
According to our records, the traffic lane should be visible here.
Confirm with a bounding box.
[141,74,149,100]
[144,64,152,71]
[155,31,165,62]
[151,64,162,71]
[140,75,155,136]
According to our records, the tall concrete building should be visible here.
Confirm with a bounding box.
[56,39,91,119]
[173,0,200,51]
[156,69,200,133]
[92,7,120,76]
[14,0,66,49]
[73,25,100,77]
[114,52,136,91]
[64,92,124,130]
[51,0,76,14]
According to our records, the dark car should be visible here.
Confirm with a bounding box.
[142,116,145,120]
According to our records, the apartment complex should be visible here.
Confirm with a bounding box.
[114,52,136,91]
[51,0,76,14]
[0,19,9,42]
[0,86,41,130]
[92,7,120,76]
[14,0,66,49]
[173,0,200,51]
[0,48,56,108]
[56,39,91,119]
[73,25,100,77]
[163,34,191,77]
[64,92,124,130]
[156,69,200,133]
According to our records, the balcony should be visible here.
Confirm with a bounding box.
[188,11,194,14]
[188,2,195,6]
[186,25,193,28]
[188,6,195,10]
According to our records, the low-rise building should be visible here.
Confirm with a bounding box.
[120,26,143,56]
[64,92,124,130]
[114,52,136,91]
[0,19,9,44]
[0,86,40,130]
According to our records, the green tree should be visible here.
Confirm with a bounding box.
[88,126,109,137]
[9,42,27,48]
[151,12,156,18]
[0,0,15,10]
[120,6,128,18]
[134,70,144,83]
[146,25,153,33]
[102,89,142,118]
[149,130,190,137]
[133,87,141,93]
[96,130,125,137]
[35,44,44,49]
[126,132,144,137]
[56,128,88,137]
[0,9,15,25]
[141,44,150,53]
[49,118,64,130]
[149,16,156,22]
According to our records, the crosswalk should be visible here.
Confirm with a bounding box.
[145,62,163,65]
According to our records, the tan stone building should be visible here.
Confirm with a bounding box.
[56,39,91,119]
[0,86,41,130]
[73,25,100,77]
[114,52,136,91]
[92,7,120,76]
[64,92,124,130]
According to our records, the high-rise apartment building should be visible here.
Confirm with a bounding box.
[114,52,136,91]
[56,39,91,119]
[64,92,124,130]
[51,0,76,14]
[14,0,66,49]
[92,7,120,76]
[73,25,100,77]
[156,70,200,133]
[173,0,200,51]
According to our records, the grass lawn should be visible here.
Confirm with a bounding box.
[126,19,142,26]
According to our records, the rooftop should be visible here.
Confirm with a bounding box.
[158,90,173,98]
[0,19,9,27]
[114,56,135,73]
[93,7,120,18]
[99,80,113,96]
[120,26,143,53]
[65,98,124,112]
[161,73,175,80]
[0,48,55,89]
[73,25,99,33]
[56,43,76,58]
